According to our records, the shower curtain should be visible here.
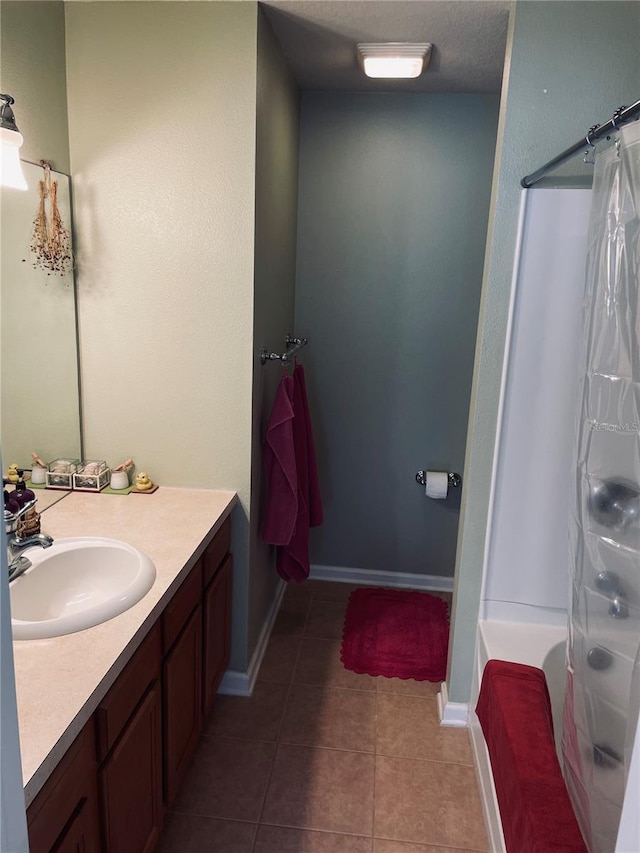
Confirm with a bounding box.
[564,119,640,852]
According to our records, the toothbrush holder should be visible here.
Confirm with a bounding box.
[110,470,130,490]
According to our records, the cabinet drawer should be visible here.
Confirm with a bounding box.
[96,622,162,761]
[163,560,202,653]
[202,516,231,587]
[28,719,100,853]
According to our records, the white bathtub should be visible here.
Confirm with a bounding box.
[470,618,568,853]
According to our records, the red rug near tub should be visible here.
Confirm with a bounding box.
[340,587,449,681]
[476,660,587,853]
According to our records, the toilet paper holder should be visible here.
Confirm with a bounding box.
[415,470,462,488]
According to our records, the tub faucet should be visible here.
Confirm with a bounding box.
[5,499,54,582]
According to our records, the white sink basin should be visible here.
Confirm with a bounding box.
[10,537,156,640]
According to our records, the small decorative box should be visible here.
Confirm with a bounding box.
[73,460,110,492]
[46,458,80,490]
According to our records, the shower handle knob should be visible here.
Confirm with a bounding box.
[609,594,629,620]
[596,571,621,595]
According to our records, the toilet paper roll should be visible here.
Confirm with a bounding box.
[425,471,448,500]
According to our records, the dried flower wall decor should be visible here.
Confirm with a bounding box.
[28,162,73,277]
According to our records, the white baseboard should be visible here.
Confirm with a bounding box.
[218,565,452,698]
[218,580,286,697]
[437,681,469,727]
[469,708,506,853]
[310,564,454,592]
[216,667,252,697]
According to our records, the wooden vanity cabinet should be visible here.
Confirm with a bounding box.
[27,719,100,853]
[25,514,233,853]
[163,516,232,800]
[163,597,203,807]
[50,795,99,853]
[202,517,232,716]
[97,623,163,853]
[203,553,233,716]
[100,684,163,853]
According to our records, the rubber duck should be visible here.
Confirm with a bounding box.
[6,463,20,484]
[135,472,153,491]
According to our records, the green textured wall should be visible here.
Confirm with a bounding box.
[65,1,259,671]
[0,1,69,172]
[249,8,300,664]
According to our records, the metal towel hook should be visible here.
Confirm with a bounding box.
[260,334,308,366]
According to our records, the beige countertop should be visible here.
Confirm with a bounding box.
[12,487,237,807]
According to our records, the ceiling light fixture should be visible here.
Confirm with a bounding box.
[357,43,432,79]
[0,94,27,191]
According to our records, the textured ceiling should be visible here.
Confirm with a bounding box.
[260,0,510,94]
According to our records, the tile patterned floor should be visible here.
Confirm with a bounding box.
[157,581,488,853]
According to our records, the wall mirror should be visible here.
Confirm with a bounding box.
[1,161,82,491]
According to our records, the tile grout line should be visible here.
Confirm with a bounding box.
[251,585,313,851]
[265,584,483,853]
[258,821,378,838]
[253,581,367,848]
[372,681,378,852]
[202,730,473,765]
[374,833,487,852]
[259,583,466,850]
[169,806,259,826]
[315,583,375,848]
[268,585,476,851]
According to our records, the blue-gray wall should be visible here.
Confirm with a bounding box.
[295,93,499,579]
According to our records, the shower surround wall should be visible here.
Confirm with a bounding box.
[482,189,592,625]
[469,187,591,851]
[294,93,499,582]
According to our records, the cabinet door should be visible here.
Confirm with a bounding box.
[28,721,100,853]
[100,683,163,853]
[163,605,202,807]
[202,554,233,716]
[202,517,231,587]
[96,623,162,761]
[51,797,97,853]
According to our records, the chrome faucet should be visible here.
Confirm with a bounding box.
[5,499,54,582]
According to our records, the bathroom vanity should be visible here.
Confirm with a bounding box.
[12,488,236,853]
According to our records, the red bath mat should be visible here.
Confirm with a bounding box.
[340,587,449,681]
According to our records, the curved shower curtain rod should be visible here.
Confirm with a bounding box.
[521,98,640,188]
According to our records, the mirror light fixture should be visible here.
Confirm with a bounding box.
[1,94,27,190]
[358,43,432,79]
